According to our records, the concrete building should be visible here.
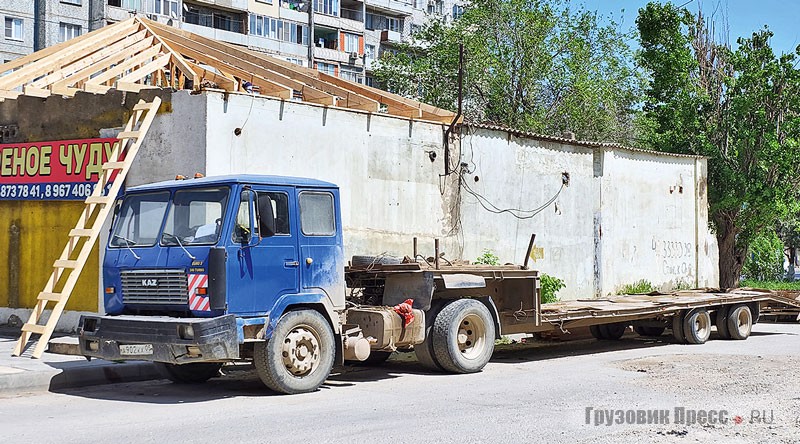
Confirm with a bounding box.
[0,18,719,329]
[2,0,92,63]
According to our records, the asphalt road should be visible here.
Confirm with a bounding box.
[3,323,800,444]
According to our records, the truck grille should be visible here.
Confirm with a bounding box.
[121,270,188,305]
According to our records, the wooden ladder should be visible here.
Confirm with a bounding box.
[12,97,162,359]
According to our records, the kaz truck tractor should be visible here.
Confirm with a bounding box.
[79,175,791,394]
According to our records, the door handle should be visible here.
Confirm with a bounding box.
[284,261,300,267]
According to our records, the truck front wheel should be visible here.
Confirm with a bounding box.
[431,299,495,374]
[253,309,335,394]
[156,362,223,384]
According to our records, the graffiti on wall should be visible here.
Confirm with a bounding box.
[0,138,120,200]
[652,237,694,277]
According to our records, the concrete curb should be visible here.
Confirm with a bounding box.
[0,360,162,394]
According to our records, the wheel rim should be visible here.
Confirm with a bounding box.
[736,309,752,335]
[458,313,487,360]
[282,324,321,377]
[694,313,710,340]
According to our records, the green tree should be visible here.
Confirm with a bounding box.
[636,2,800,288]
[372,0,643,144]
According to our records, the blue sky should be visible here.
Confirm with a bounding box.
[578,0,800,55]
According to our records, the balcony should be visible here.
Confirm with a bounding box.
[380,29,401,43]
[314,47,362,65]
[182,22,247,45]
[364,0,414,16]
[188,0,248,12]
[314,12,364,33]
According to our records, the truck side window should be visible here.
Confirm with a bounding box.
[259,191,290,235]
[299,191,335,236]
[232,193,253,243]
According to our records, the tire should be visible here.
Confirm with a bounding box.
[682,309,712,344]
[634,325,666,337]
[431,299,496,373]
[589,324,603,340]
[351,255,402,267]
[726,304,753,340]
[715,306,731,339]
[415,304,443,371]
[156,362,222,384]
[599,323,627,340]
[253,310,335,394]
[672,311,686,344]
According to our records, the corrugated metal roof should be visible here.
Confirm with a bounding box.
[464,123,707,159]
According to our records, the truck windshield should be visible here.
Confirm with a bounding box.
[161,187,229,246]
[110,191,170,247]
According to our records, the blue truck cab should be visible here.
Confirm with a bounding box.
[79,175,348,393]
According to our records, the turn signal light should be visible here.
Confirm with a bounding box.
[105,286,115,294]
[196,287,207,296]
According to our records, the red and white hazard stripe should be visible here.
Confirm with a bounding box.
[187,274,210,311]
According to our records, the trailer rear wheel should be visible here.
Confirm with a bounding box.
[634,326,666,337]
[672,311,686,344]
[601,323,627,340]
[415,305,444,371]
[682,309,711,344]
[726,304,753,340]
[253,309,334,394]
[589,325,603,340]
[156,362,222,384]
[431,299,495,373]
[715,306,731,339]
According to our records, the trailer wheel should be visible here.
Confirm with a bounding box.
[156,362,222,384]
[715,306,731,339]
[253,309,335,394]
[415,304,444,371]
[726,304,753,340]
[589,325,603,340]
[682,309,711,344]
[672,311,686,344]
[600,323,627,340]
[634,326,666,337]
[431,299,495,373]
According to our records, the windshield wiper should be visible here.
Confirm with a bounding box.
[162,232,196,260]
[112,234,141,260]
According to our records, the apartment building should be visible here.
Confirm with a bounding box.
[1,0,92,63]
[3,0,464,85]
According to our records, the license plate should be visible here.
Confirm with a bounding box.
[119,344,153,356]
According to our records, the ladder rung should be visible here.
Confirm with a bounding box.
[21,324,47,335]
[102,161,125,170]
[54,259,79,268]
[69,228,93,237]
[37,292,63,302]
[85,196,112,205]
[117,130,140,139]
[133,102,154,111]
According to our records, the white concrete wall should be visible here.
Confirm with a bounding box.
[158,91,719,300]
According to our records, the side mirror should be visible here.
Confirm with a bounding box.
[257,194,276,237]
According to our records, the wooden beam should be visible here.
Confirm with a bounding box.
[116,52,170,85]
[136,18,198,87]
[83,44,164,92]
[50,36,156,93]
[0,90,21,100]
[0,21,141,90]
[0,17,138,78]
[185,61,236,91]
[145,20,376,110]
[31,29,150,89]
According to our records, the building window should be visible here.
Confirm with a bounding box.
[61,0,82,5]
[340,67,361,83]
[452,4,465,20]
[154,0,180,17]
[313,0,338,17]
[365,44,375,62]
[316,62,335,76]
[4,18,23,41]
[249,14,308,45]
[365,13,402,33]
[343,33,359,53]
[285,57,305,67]
[59,23,81,42]
[364,76,374,87]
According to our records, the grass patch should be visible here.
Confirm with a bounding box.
[740,279,800,291]
[619,279,656,295]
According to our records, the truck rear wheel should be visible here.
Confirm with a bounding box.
[156,362,222,384]
[415,304,443,371]
[431,299,495,374]
[253,309,335,394]
[682,309,711,344]
[715,306,731,339]
[726,304,753,340]
[672,311,686,344]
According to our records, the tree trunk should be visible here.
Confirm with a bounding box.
[715,216,747,289]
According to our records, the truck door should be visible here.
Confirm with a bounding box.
[296,189,345,307]
[227,187,300,315]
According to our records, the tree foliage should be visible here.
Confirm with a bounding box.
[636,2,800,287]
[372,0,643,144]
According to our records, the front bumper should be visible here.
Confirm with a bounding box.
[78,314,239,364]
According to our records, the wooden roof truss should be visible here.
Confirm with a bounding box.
[0,17,457,123]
